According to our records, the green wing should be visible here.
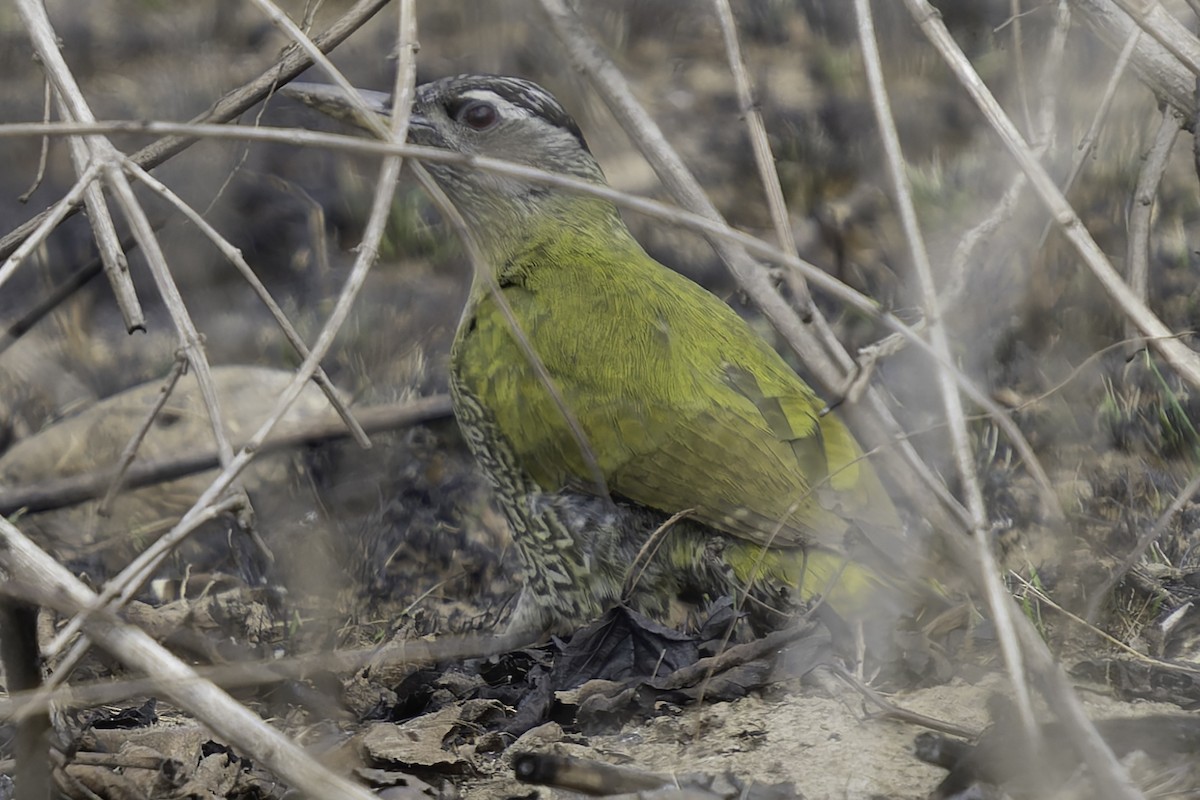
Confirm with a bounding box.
[455,248,903,560]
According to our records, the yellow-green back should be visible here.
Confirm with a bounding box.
[453,197,904,580]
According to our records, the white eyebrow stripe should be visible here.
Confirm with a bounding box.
[457,89,536,119]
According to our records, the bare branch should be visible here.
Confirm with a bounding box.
[0,396,451,517]
[98,355,189,515]
[246,0,391,141]
[710,0,811,314]
[14,0,145,330]
[0,626,533,723]
[1107,0,1200,77]
[16,78,52,203]
[0,227,148,358]
[0,160,102,292]
[1034,25,1140,254]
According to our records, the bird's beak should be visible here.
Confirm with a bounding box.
[282,82,429,140]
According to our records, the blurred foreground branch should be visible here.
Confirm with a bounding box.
[0,517,378,799]
[1072,0,1199,120]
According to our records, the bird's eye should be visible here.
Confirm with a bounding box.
[457,101,499,131]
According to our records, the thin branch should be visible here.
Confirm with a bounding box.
[245,0,391,142]
[98,355,189,516]
[0,119,919,323]
[623,509,692,601]
[710,0,811,314]
[17,77,52,203]
[0,228,148,358]
[1009,0,1037,138]
[0,159,102,292]
[0,397,452,517]
[0,626,531,721]
[1107,0,1200,78]
[851,12,966,484]
[1013,570,1200,668]
[942,0,1070,319]
[831,664,979,739]
[1034,25,1140,254]
[106,169,239,470]
[15,0,144,330]
[940,170,1028,308]
[1033,1,1071,149]
[55,102,142,332]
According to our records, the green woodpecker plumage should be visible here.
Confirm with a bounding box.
[296,75,916,635]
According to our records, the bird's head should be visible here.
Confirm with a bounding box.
[407,75,621,260]
[287,74,625,264]
[410,74,603,189]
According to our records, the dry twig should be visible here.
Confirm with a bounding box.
[98,355,189,516]
[0,626,532,722]
[1033,24,1140,254]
